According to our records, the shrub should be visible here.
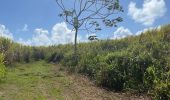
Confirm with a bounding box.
[48,52,64,63]
[153,81,170,100]
[62,51,78,72]
[0,53,6,82]
[152,71,170,100]
[96,51,129,91]
[78,52,100,77]
[143,67,170,100]
[143,66,157,91]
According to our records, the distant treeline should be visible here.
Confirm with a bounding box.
[0,24,170,100]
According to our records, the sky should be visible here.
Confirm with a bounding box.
[0,0,169,46]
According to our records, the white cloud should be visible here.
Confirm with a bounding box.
[17,38,32,46]
[111,25,161,39]
[32,28,51,46]
[18,22,80,46]
[0,24,13,39]
[128,0,166,26]
[17,28,51,46]
[1,23,163,46]
[112,26,133,39]
[22,24,29,32]
[51,22,75,44]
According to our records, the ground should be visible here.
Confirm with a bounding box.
[0,61,150,100]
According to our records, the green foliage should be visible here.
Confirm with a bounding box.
[0,53,6,81]
[153,81,170,100]
[58,24,170,97]
[61,51,78,72]
[0,38,50,64]
[144,66,157,90]
[146,70,170,100]
[78,51,99,77]
[98,51,129,91]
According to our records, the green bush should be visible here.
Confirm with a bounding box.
[96,51,129,91]
[153,81,170,100]
[143,67,170,99]
[0,53,6,82]
[144,66,157,90]
[152,71,170,100]
[61,51,78,72]
[78,52,100,77]
[48,52,64,63]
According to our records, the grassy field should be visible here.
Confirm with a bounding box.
[0,61,69,100]
[0,61,149,100]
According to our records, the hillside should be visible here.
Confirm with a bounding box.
[0,24,170,99]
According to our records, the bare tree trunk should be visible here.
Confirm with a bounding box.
[74,28,78,63]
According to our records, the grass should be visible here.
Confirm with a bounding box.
[0,61,150,100]
[0,61,69,100]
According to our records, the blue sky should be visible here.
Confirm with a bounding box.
[0,0,169,46]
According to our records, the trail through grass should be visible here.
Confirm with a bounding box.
[0,61,149,100]
[0,61,69,100]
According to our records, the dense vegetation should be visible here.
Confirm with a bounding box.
[0,53,6,81]
[0,24,170,99]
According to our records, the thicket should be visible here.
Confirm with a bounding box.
[0,24,170,99]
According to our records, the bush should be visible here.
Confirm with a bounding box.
[143,66,157,91]
[96,51,129,91]
[143,67,170,100]
[152,71,170,100]
[48,52,64,63]
[153,82,170,100]
[0,53,6,82]
[61,52,78,72]
[78,52,100,77]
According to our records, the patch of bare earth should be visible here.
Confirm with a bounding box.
[53,65,151,100]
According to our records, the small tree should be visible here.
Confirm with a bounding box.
[88,35,98,41]
[56,0,123,62]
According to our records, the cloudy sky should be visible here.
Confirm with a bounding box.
[0,0,169,46]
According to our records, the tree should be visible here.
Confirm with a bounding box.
[56,0,123,62]
[88,35,99,41]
